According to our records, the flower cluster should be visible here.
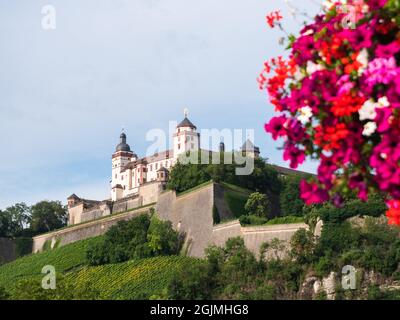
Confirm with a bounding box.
[259,0,400,225]
[266,11,283,28]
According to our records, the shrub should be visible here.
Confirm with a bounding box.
[147,216,182,256]
[239,215,268,226]
[245,192,270,218]
[290,228,315,264]
[86,214,182,266]
[279,175,305,216]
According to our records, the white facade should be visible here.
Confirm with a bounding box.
[110,116,199,201]
[110,116,259,202]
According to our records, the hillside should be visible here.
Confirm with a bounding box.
[0,237,199,299]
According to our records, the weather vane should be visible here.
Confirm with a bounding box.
[183,108,189,118]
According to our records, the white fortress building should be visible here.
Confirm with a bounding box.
[111,115,201,201]
[67,113,260,225]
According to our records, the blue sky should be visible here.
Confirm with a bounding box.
[0,0,321,209]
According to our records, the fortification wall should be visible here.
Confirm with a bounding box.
[211,220,308,257]
[32,205,155,253]
[156,183,214,258]
[0,238,16,265]
[33,182,308,258]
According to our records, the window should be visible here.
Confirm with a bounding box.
[150,165,152,171]
[178,144,181,149]
[121,176,124,180]
[155,163,158,170]
[191,143,194,149]
[115,174,117,179]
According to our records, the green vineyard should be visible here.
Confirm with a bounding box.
[65,256,199,299]
[0,237,199,299]
[0,237,101,292]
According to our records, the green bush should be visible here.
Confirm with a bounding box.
[318,195,386,223]
[239,215,268,226]
[265,216,304,225]
[245,192,270,218]
[290,228,315,264]
[147,216,182,256]
[279,175,305,216]
[86,214,182,266]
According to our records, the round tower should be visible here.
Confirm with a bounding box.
[173,110,200,158]
[111,131,136,200]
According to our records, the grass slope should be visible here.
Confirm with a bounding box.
[221,183,251,218]
[0,237,100,292]
[0,237,198,299]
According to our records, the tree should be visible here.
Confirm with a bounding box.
[167,154,281,198]
[280,175,305,217]
[0,210,13,237]
[30,201,67,234]
[0,203,31,237]
[147,216,181,256]
[245,192,270,218]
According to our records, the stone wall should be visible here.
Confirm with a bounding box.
[33,182,308,258]
[157,183,308,258]
[32,205,155,253]
[156,183,215,258]
[0,238,16,265]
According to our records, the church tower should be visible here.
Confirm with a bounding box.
[111,131,136,200]
[173,110,200,158]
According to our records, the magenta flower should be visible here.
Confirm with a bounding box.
[375,107,393,133]
[363,57,399,90]
[318,155,337,187]
[300,180,329,205]
[376,41,400,58]
[283,143,305,169]
[264,115,287,140]
[342,24,373,51]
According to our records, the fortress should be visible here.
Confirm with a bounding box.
[32,113,311,257]
[67,113,260,226]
